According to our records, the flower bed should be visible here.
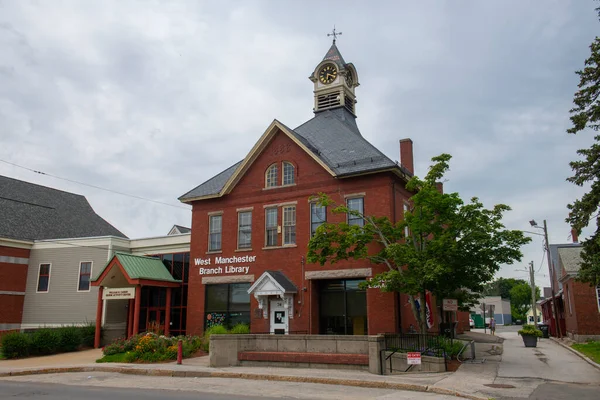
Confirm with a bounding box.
[97,333,203,363]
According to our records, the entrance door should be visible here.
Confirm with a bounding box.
[147,308,166,333]
[270,298,288,334]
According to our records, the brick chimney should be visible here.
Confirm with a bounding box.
[435,182,444,194]
[571,228,579,243]
[399,138,414,175]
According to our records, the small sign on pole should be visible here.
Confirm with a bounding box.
[407,352,422,365]
[443,299,458,312]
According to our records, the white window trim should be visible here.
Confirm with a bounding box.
[36,263,51,293]
[282,161,295,186]
[567,284,573,315]
[237,211,252,250]
[265,207,278,247]
[346,197,364,226]
[265,163,278,188]
[208,214,223,252]
[310,202,327,237]
[76,261,93,293]
[282,205,297,246]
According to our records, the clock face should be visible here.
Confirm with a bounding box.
[318,64,337,84]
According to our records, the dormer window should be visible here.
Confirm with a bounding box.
[266,164,278,188]
[283,162,295,185]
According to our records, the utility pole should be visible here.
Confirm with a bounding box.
[543,220,562,338]
[528,261,538,326]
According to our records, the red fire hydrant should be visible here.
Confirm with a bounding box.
[177,339,183,365]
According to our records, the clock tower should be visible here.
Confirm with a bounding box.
[310,29,359,115]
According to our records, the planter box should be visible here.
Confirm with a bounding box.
[521,334,538,348]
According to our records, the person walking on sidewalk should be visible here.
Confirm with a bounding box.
[490,317,496,335]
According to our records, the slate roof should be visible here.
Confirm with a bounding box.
[557,246,583,274]
[322,42,347,69]
[0,175,127,241]
[548,243,581,285]
[93,252,180,283]
[179,108,401,202]
[265,270,298,293]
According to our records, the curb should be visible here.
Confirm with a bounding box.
[550,337,600,372]
[0,366,490,400]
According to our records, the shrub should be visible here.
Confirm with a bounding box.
[230,323,250,334]
[79,323,97,348]
[31,328,61,355]
[202,325,228,352]
[57,326,82,352]
[518,325,543,338]
[135,334,158,353]
[1,332,30,359]
[439,338,464,359]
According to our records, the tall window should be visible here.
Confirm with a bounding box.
[283,206,296,245]
[310,203,326,236]
[596,285,600,313]
[346,197,364,227]
[205,283,251,329]
[283,162,295,185]
[37,263,51,292]
[319,279,367,335]
[209,215,222,251]
[265,208,278,247]
[266,164,278,188]
[78,262,92,291]
[238,211,252,249]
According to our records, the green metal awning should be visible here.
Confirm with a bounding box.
[92,252,181,285]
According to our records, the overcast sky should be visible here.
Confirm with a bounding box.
[1,1,598,287]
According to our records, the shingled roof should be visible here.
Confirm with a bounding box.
[179,108,402,202]
[0,175,127,241]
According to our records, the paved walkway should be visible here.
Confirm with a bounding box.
[1,332,599,400]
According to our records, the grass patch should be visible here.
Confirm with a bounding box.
[572,341,600,364]
[96,352,131,363]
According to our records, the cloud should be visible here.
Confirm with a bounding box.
[0,1,598,287]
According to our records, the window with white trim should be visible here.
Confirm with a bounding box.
[37,263,51,292]
[238,211,252,249]
[265,208,278,247]
[596,285,600,313]
[310,202,326,237]
[283,205,296,245]
[266,164,278,188]
[403,203,410,238]
[209,215,222,251]
[283,162,295,185]
[346,197,364,227]
[78,262,92,291]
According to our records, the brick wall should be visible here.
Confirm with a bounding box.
[187,129,416,335]
[568,278,600,335]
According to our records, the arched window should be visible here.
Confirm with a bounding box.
[265,164,278,188]
[283,162,295,185]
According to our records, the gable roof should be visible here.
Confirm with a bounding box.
[168,224,191,235]
[247,270,298,295]
[179,108,407,203]
[557,246,583,275]
[0,175,127,241]
[92,252,180,284]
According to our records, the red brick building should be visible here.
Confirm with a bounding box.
[542,239,600,342]
[179,42,444,336]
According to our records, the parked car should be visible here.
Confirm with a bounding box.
[469,318,474,328]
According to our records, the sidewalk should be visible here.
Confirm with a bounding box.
[1,333,598,400]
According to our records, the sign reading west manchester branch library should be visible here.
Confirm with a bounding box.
[103,287,135,300]
[195,255,256,275]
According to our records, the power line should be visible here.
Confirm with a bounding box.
[0,159,190,211]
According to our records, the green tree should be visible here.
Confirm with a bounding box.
[484,277,528,299]
[567,5,600,286]
[307,154,531,333]
[509,282,541,322]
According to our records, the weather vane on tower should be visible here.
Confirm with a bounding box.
[327,26,342,44]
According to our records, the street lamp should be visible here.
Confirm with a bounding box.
[528,219,562,338]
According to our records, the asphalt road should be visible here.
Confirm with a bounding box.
[504,382,600,400]
[0,380,278,400]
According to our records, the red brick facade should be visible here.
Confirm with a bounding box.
[563,278,600,337]
[0,245,30,328]
[185,128,440,336]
